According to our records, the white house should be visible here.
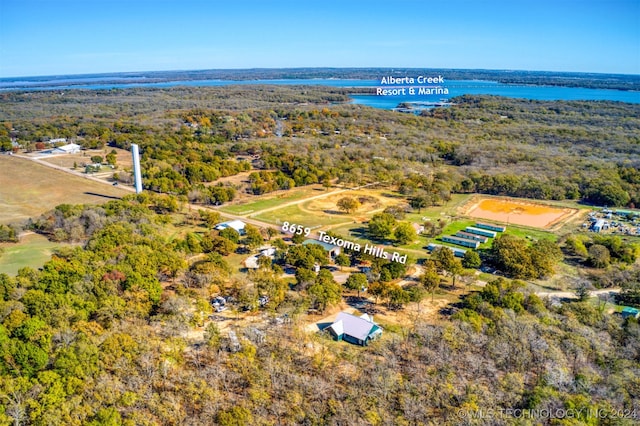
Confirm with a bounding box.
[41,143,81,155]
[327,312,383,346]
[215,220,246,235]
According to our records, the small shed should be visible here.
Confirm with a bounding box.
[591,219,609,233]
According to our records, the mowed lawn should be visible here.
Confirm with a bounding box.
[0,156,129,224]
[0,233,68,275]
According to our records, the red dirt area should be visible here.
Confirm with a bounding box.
[465,198,577,229]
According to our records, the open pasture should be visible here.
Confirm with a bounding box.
[0,156,129,224]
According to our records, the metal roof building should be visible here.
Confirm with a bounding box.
[327,312,382,346]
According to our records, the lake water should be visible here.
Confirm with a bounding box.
[1,77,638,108]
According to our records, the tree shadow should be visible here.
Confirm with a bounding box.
[83,192,121,200]
[323,209,344,215]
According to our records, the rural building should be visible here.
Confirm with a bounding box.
[475,222,506,232]
[259,247,276,257]
[411,223,425,234]
[244,247,274,269]
[591,219,609,233]
[465,226,497,238]
[614,209,640,218]
[327,312,383,346]
[621,307,640,319]
[215,220,246,235]
[244,256,260,269]
[47,138,67,144]
[302,239,341,258]
[427,243,466,258]
[41,143,81,155]
[442,235,480,249]
[455,231,488,243]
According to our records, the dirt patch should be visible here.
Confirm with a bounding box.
[304,191,394,216]
[463,197,577,229]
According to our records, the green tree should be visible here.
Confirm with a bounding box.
[334,253,351,270]
[565,235,589,257]
[295,268,316,290]
[410,195,430,212]
[204,322,221,349]
[243,225,263,250]
[462,250,482,269]
[368,213,397,240]
[432,246,463,288]
[105,152,117,166]
[90,155,103,164]
[219,227,240,243]
[588,244,610,268]
[251,269,288,308]
[266,227,279,240]
[185,232,202,254]
[307,269,342,312]
[386,284,410,309]
[490,234,535,279]
[291,233,306,244]
[394,222,417,245]
[345,273,368,299]
[368,281,387,305]
[530,239,563,277]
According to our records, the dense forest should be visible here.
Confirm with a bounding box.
[1,196,639,425]
[1,87,639,207]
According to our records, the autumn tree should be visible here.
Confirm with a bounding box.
[337,197,360,214]
[242,225,263,250]
[588,244,610,268]
[421,261,441,302]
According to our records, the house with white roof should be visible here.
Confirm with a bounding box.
[327,312,383,346]
[41,143,81,155]
[214,220,246,235]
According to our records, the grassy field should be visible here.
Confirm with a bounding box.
[254,203,354,228]
[35,147,133,170]
[219,186,327,215]
[0,156,129,224]
[0,233,67,275]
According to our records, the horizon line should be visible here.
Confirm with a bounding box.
[2,66,639,80]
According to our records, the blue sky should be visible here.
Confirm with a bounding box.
[0,0,638,77]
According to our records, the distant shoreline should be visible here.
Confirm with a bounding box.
[1,67,639,92]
